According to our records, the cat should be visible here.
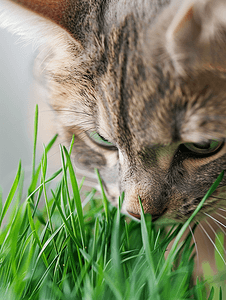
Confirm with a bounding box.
[1,0,226,271]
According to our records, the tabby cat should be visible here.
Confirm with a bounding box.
[1,0,226,237]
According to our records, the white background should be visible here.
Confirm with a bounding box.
[0,28,35,197]
[0,27,95,201]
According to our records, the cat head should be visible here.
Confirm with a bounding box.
[1,0,226,223]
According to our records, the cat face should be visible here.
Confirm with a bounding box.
[67,55,226,223]
[1,0,226,223]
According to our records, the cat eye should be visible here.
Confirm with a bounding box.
[88,131,115,148]
[184,140,223,154]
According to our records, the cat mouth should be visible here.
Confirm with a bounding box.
[127,212,141,220]
[127,209,168,222]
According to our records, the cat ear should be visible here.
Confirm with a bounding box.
[0,0,80,45]
[166,0,226,75]
[8,0,69,27]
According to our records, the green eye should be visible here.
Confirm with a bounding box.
[184,140,223,154]
[89,131,114,147]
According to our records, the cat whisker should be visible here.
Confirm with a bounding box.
[197,222,212,259]
[209,195,226,202]
[214,212,226,221]
[204,219,226,256]
[53,109,93,117]
[189,225,199,269]
[50,127,91,144]
[218,208,226,212]
[204,213,226,253]
[204,212,226,229]
[63,121,96,130]
[32,108,93,117]
[199,222,226,266]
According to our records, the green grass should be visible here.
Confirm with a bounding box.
[0,105,225,299]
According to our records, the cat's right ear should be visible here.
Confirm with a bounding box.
[0,0,83,45]
[166,0,226,75]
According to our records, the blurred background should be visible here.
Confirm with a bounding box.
[0,28,34,197]
[0,27,96,202]
[0,27,59,199]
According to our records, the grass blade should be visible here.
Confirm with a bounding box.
[0,160,21,226]
[32,104,38,180]
[26,201,48,267]
[0,187,2,216]
[139,198,160,300]
[95,168,109,223]
[63,146,85,248]
[51,188,81,247]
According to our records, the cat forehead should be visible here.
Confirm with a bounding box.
[98,66,226,147]
[106,0,171,28]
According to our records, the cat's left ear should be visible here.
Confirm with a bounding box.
[0,0,83,44]
[166,0,226,75]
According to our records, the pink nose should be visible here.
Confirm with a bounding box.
[128,212,141,220]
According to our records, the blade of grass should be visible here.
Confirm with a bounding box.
[23,214,69,296]
[51,188,81,247]
[8,207,24,278]
[95,168,109,223]
[139,198,160,300]
[63,146,85,249]
[28,133,58,197]
[68,134,75,156]
[208,287,215,300]
[0,160,21,226]
[219,287,222,300]
[41,146,59,255]
[214,231,225,272]
[32,104,38,180]
[19,168,62,243]
[0,187,2,216]
[196,278,204,300]
[27,252,62,300]
[110,196,124,299]
[60,146,77,235]
[27,201,48,267]
[17,230,34,271]
[102,271,124,300]
[79,176,86,192]
[69,241,82,293]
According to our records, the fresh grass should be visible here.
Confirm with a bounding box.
[0,105,225,299]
